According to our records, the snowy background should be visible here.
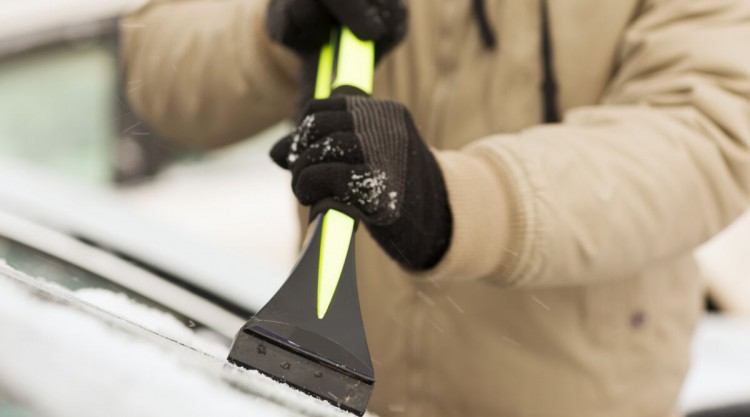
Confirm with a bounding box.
[120,125,300,271]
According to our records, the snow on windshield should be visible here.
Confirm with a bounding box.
[75,287,227,357]
[0,262,365,417]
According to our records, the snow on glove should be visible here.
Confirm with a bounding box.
[266,0,407,58]
[271,97,452,270]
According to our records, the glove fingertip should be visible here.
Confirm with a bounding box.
[270,135,294,169]
[266,0,336,51]
[348,19,387,41]
[319,0,387,40]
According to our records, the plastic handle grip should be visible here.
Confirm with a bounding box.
[314,30,374,319]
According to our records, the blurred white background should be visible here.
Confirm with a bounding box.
[0,0,299,268]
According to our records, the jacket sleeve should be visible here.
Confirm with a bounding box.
[427,0,750,287]
[121,0,300,149]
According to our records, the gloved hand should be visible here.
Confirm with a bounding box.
[266,0,408,58]
[271,97,452,270]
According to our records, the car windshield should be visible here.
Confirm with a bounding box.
[0,235,192,324]
[1,235,117,292]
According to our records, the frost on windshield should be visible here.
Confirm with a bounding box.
[0,263,364,417]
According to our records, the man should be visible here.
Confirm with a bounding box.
[122,0,750,416]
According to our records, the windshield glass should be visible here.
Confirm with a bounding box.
[0,235,192,323]
[0,235,118,292]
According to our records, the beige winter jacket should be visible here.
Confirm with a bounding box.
[122,1,750,416]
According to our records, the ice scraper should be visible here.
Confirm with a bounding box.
[227,28,375,416]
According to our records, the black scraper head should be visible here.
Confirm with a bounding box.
[228,214,374,415]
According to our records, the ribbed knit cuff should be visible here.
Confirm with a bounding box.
[417,146,525,284]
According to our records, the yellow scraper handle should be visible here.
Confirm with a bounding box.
[315,29,374,319]
[315,28,374,98]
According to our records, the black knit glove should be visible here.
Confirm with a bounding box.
[266,0,407,58]
[271,97,452,270]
